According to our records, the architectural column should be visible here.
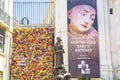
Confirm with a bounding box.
[43,0,54,25]
[112,0,120,78]
[97,0,113,80]
[4,31,12,80]
[55,0,68,71]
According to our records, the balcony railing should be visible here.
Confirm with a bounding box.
[13,1,54,25]
[0,8,10,26]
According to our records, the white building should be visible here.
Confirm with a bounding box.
[12,0,120,79]
[0,0,13,80]
[54,0,120,80]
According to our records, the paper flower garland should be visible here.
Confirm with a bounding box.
[10,27,53,80]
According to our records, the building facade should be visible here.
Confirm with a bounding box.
[0,0,13,80]
[12,0,120,79]
[54,0,120,80]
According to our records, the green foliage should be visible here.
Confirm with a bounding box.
[78,74,82,80]
[100,77,120,80]
[116,78,120,80]
[77,74,90,80]
[101,77,105,80]
[77,74,120,80]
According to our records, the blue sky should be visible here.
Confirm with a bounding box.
[13,0,50,24]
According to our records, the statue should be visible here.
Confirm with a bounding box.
[53,37,71,80]
[54,37,64,68]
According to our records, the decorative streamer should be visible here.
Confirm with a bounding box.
[10,27,53,80]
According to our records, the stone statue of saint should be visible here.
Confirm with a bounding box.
[54,37,65,68]
[53,37,71,80]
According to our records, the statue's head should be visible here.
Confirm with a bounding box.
[57,37,62,42]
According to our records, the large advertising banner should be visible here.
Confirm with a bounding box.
[10,27,53,80]
[67,0,100,78]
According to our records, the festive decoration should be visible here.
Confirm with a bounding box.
[10,27,53,80]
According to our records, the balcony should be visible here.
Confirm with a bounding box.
[0,8,10,27]
[13,1,54,27]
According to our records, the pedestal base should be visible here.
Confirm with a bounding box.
[100,65,113,80]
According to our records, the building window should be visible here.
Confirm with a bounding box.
[0,0,5,10]
[0,71,3,80]
[0,34,3,52]
[0,28,5,53]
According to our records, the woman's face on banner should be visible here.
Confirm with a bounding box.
[68,5,96,32]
